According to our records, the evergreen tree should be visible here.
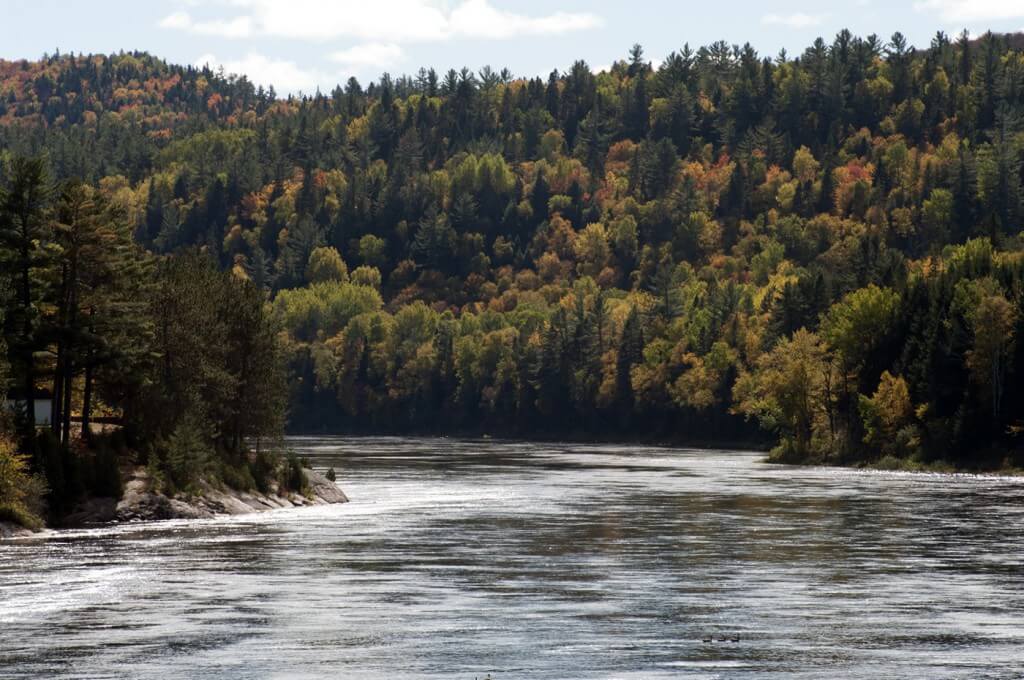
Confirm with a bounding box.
[0,157,52,448]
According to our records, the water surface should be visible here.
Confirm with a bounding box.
[2,437,1023,678]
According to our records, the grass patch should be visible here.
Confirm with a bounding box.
[0,503,44,531]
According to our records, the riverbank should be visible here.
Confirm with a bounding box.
[1,466,348,538]
[291,429,1024,477]
[288,425,772,453]
[765,448,1024,477]
[0,521,35,539]
[77,466,348,525]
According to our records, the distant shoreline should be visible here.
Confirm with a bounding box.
[284,430,1024,477]
[285,426,772,453]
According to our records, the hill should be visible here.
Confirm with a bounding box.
[3,30,1024,475]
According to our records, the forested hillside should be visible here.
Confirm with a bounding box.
[4,29,1024,495]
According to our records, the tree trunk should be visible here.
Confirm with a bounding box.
[51,262,70,439]
[63,268,79,445]
[81,355,94,444]
[62,360,74,445]
[19,236,36,450]
[52,341,64,439]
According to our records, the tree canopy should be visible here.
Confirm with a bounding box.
[5,30,1024,496]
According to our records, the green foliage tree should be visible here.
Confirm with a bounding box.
[859,371,919,460]
[0,157,52,447]
[734,329,838,461]
[161,409,213,492]
[306,246,349,284]
[0,435,46,529]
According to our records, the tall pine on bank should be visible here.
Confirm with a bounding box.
[0,158,52,451]
[1,157,290,523]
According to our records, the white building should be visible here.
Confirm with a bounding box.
[3,391,53,426]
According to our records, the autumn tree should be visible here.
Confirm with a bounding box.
[733,329,838,461]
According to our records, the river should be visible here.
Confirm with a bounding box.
[2,437,1023,678]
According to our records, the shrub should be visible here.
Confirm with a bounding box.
[218,461,256,491]
[874,454,904,471]
[35,430,81,515]
[249,449,278,493]
[278,453,308,494]
[84,438,124,498]
[161,411,213,492]
[145,454,167,494]
[0,436,46,530]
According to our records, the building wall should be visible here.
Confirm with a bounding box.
[3,398,53,426]
[33,399,52,426]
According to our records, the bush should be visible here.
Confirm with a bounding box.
[0,436,47,530]
[766,440,808,464]
[145,454,167,494]
[218,461,256,491]
[874,454,904,471]
[35,430,81,516]
[250,449,278,493]
[84,439,124,498]
[161,411,213,492]
[0,503,44,531]
[278,453,308,494]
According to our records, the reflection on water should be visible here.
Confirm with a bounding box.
[2,437,1024,678]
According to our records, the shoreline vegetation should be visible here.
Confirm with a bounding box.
[0,465,347,539]
[291,426,1024,476]
[5,29,1024,530]
[71,464,347,525]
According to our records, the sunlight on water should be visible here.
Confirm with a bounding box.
[2,437,1023,678]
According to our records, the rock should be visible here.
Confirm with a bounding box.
[7,464,351,534]
[62,497,118,526]
[306,468,349,504]
[109,466,348,524]
[117,490,203,521]
[0,521,36,539]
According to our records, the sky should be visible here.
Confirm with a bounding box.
[2,0,1024,94]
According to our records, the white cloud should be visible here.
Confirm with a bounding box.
[195,52,327,93]
[762,12,825,29]
[448,0,602,39]
[162,0,602,42]
[159,11,192,29]
[192,16,254,39]
[231,0,448,41]
[330,43,404,68]
[161,12,255,38]
[914,0,1024,22]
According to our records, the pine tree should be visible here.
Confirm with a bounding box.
[574,98,614,176]
[615,305,644,422]
[0,157,53,447]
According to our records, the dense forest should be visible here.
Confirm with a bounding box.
[4,28,1024,525]
[0,163,290,528]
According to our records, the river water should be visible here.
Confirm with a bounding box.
[2,437,1024,679]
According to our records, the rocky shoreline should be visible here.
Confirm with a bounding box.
[0,522,35,539]
[1,467,348,538]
